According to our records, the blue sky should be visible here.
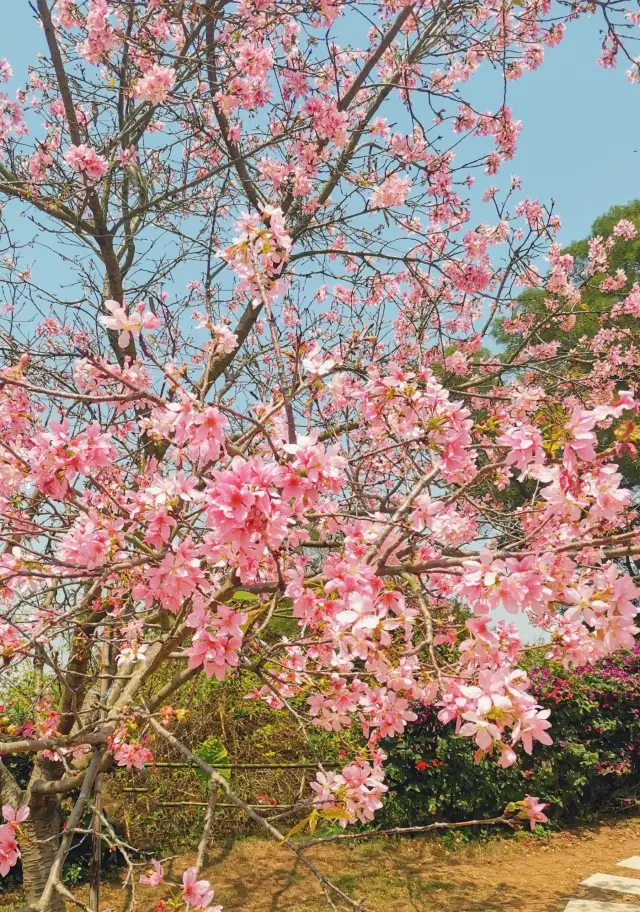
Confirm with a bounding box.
[490,16,640,245]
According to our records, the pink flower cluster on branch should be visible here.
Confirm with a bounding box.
[0,805,29,877]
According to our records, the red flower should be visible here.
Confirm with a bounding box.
[415,760,428,771]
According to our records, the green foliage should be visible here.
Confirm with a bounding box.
[490,198,640,492]
[380,648,640,829]
[1,754,31,791]
[195,737,231,789]
[495,198,640,354]
[116,671,343,854]
[62,862,85,888]
[230,589,260,602]
[380,711,525,827]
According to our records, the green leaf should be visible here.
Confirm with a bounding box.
[317,808,352,821]
[231,590,259,602]
[195,737,230,790]
[281,814,312,842]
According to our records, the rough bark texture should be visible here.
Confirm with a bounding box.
[19,797,65,912]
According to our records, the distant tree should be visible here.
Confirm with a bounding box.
[494,200,640,486]
[495,199,640,370]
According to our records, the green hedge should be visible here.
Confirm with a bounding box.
[380,647,640,828]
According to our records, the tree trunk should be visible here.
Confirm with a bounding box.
[19,796,66,912]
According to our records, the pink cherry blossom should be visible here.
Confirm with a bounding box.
[517,795,549,830]
[0,823,20,877]
[511,708,553,754]
[134,64,175,105]
[0,59,12,84]
[212,324,238,354]
[78,0,119,63]
[497,423,545,475]
[140,859,164,886]
[3,2,640,898]
[311,759,388,826]
[370,174,411,209]
[0,622,23,661]
[0,805,29,877]
[111,733,154,770]
[99,300,161,348]
[217,207,291,306]
[63,144,108,181]
[182,867,215,909]
[2,805,29,825]
[134,538,205,614]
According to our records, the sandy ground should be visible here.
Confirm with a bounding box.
[4,816,640,911]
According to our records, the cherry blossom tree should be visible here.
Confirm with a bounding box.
[0,0,640,909]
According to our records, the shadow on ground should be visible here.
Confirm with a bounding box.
[5,815,640,911]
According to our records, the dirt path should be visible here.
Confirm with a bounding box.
[4,816,640,911]
[190,817,640,912]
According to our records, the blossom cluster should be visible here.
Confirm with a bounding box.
[0,805,29,878]
[311,759,388,826]
[217,207,292,307]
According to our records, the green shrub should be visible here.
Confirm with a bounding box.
[380,647,640,828]
[109,672,343,855]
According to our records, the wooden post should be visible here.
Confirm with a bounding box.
[89,633,110,912]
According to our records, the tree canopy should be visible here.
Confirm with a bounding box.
[0,3,640,912]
